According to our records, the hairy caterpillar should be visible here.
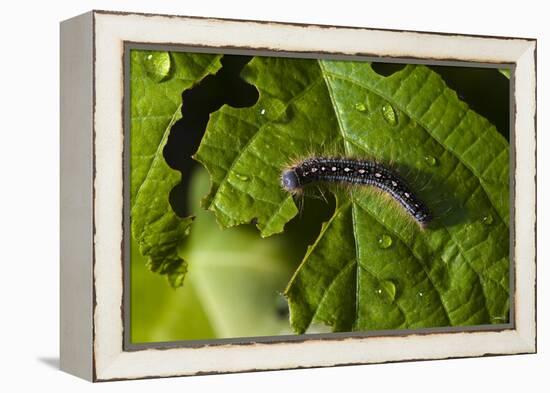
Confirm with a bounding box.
[281,157,431,226]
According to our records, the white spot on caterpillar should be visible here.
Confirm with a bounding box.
[358,169,366,174]
[404,192,410,198]
[311,167,318,173]
[375,173,382,178]
[344,167,351,172]
[331,166,337,171]
[391,181,398,186]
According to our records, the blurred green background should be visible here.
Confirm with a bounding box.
[131,166,333,342]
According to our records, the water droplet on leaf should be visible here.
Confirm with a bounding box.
[143,51,171,82]
[355,102,367,112]
[260,108,266,115]
[482,214,494,225]
[424,155,437,166]
[377,234,393,249]
[382,103,398,125]
[234,173,249,181]
[380,280,396,301]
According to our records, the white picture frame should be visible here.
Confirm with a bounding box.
[60,10,536,381]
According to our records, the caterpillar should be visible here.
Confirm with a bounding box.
[281,157,432,226]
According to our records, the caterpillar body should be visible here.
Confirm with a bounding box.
[281,157,431,226]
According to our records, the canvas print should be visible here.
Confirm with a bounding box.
[128,49,511,344]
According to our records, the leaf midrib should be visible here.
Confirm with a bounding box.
[323,63,509,320]
[318,60,361,327]
[319,60,483,327]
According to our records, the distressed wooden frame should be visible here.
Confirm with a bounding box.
[60,10,537,382]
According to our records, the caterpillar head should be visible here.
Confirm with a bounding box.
[281,169,301,191]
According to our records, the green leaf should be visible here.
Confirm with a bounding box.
[196,57,509,333]
[499,68,511,79]
[130,50,222,287]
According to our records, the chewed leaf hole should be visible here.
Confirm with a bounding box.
[371,62,407,77]
[164,55,259,218]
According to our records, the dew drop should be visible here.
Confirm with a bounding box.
[377,234,393,249]
[380,280,396,301]
[234,173,250,181]
[143,51,171,82]
[418,292,424,297]
[382,103,398,125]
[260,108,266,115]
[424,155,438,166]
[482,214,494,225]
[355,102,367,112]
